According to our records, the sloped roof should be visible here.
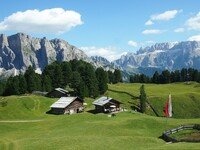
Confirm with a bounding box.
[92,96,113,106]
[55,88,69,94]
[50,97,79,108]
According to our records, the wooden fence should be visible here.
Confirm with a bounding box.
[162,124,200,143]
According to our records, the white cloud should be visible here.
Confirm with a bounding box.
[142,29,164,35]
[128,40,138,47]
[186,12,200,30]
[174,28,185,33]
[188,35,200,41]
[0,8,83,34]
[151,10,181,21]
[146,40,155,44]
[145,20,154,26]
[80,46,127,61]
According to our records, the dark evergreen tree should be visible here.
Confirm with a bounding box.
[24,66,38,93]
[139,85,147,113]
[113,69,122,83]
[152,71,159,83]
[172,70,181,82]
[95,67,108,94]
[0,80,5,96]
[71,71,85,98]
[42,74,52,92]
[198,72,200,83]
[160,70,171,83]
[139,74,150,83]
[181,68,188,82]
[108,71,114,84]
[84,64,99,98]
[18,74,27,94]
[53,64,63,88]
[193,69,199,81]
[61,62,72,86]
[4,76,20,95]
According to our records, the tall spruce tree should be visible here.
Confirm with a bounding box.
[84,64,99,98]
[24,66,38,93]
[0,80,5,96]
[139,85,147,113]
[53,64,63,88]
[108,71,114,84]
[95,67,108,95]
[61,62,72,87]
[152,71,159,83]
[18,74,27,94]
[71,71,85,98]
[113,69,122,84]
[160,70,171,83]
[181,68,187,82]
[42,74,52,92]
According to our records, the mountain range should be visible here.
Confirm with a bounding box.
[114,41,200,75]
[0,33,200,77]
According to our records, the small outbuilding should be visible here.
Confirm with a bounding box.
[46,88,70,98]
[92,96,122,113]
[50,97,84,115]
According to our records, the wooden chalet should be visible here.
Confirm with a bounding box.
[46,88,70,98]
[50,97,84,115]
[92,96,122,113]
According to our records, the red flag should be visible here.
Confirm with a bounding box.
[164,94,172,117]
[164,99,169,117]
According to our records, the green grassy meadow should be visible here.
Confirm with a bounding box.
[0,82,200,149]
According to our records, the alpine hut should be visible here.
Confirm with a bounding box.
[46,88,70,98]
[92,96,122,113]
[50,97,84,115]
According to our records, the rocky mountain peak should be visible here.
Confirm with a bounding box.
[114,41,200,75]
[0,33,91,72]
[137,42,178,55]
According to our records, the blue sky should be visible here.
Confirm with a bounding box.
[0,0,200,61]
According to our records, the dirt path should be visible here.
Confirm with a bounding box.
[0,120,43,123]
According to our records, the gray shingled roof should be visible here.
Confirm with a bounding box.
[50,97,77,108]
[55,88,69,94]
[92,96,113,106]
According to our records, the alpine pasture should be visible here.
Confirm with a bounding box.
[0,82,200,149]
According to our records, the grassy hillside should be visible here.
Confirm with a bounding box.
[0,83,200,149]
[0,95,200,150]
[0,95,56,120]
[108,82,200,118]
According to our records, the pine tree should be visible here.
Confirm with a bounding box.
[152,71,159,83]
[24,66,38,93]
[71,71,85,98]
[18,74,27,94]
[193,69,199,81]
[95,67,108,95]
[4,76,20,95]
[61,62,72,86]
[113,69,122,84]
[181,68,187,82]
[108,71,114,84]
[139,85,147,113]
[84,64,99,98]
[42,74,52,92]
[0,80,5,96]
[53,64,63,88]
[160,70,171,83]
[12,76,20,95]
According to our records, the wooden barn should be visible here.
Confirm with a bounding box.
[46,88,70,98]
[92,96,122,113]
[50,97,84,115]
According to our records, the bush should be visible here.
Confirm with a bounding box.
[0,100,7,107]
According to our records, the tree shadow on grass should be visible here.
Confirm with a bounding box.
[87,109,98,114]
[108,89,139,100]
